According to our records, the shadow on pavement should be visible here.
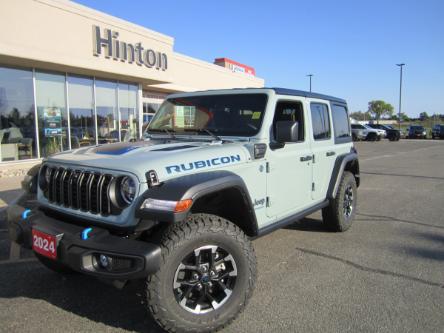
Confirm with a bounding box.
[0,261,164,333]
[283,217,331,233]
[400,231,444,263]
[356,213,444,230]
[360,171,444,181]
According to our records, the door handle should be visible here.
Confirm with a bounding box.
[326,151,336,157]
[300,155,313,162]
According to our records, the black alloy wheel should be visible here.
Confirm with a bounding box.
[173,245,237,314]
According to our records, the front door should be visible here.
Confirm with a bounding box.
[266,99,313,218]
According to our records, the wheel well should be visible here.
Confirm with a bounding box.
[344,159,360,187]
[190,188,257,237]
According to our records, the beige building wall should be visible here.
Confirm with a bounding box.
[0,0,264,174]
[0,0,264,91]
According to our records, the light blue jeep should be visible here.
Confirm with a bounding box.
[10,88,359,333]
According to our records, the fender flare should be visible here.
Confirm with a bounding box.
[136,171,258,233]
[327,153,360,199]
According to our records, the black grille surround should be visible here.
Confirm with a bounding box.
[42,166,123,216]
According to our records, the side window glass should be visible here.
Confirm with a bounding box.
[331,104,351,139]
[272,101,304,142]
[310,103,331,140]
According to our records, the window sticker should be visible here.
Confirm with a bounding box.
[252,111,261,120]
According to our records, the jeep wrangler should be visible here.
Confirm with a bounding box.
[9,88,359,333]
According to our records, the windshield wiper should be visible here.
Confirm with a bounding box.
[184,128,222,142]
[199,128,222,142]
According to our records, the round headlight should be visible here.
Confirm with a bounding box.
[120,176,136,205]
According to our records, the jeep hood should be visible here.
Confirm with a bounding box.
[45,140,251,182]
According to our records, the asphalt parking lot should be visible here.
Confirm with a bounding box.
[0,140,443,333]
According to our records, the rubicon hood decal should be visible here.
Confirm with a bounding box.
[165,154,242,174]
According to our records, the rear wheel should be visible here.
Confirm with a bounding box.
[146,214,256,333]
[322,171,357,232]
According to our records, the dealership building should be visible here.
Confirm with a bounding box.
[0,0,263,174]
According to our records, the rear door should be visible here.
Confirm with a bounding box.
[308,100,336,201]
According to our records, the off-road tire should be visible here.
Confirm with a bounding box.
[322,171,357,232]
[35,253,76,274]
[146,213,257,333]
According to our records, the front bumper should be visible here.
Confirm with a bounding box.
[8,205,161,280]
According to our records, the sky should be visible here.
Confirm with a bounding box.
[75,0,444,117]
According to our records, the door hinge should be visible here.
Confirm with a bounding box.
[266,162,270,173]
[312,154,315,163]
[312,182,315,191]
[266,196,271,207]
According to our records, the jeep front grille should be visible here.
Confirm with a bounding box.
[43,167,116,215]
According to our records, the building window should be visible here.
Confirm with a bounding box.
[119,83,138,142]
[68,76,95,148]
[142,102,159,124]
[1,65,141,163]
[35,71,69,157]
[0,67,37,161]
[96,80,119,143]
[310,103,331,140]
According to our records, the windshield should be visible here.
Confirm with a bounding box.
[146,94,268,137]
[351,124,365,129]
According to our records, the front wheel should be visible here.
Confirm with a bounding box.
[146,214,256,333]
[322,171,357,232]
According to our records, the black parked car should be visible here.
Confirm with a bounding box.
[406,125,427,139]
[367,124,400,141]
[432,124,444,139]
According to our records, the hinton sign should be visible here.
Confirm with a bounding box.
[93,25,168,71]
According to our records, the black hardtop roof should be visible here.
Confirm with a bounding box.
[169,87,346,104]
[271,88,346,104]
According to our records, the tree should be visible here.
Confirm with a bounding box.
[350,111,371,121]
[367,100,394,123]
[392,112,409,122]
[419,112,429,120]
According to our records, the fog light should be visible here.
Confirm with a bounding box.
[99,254,113,270]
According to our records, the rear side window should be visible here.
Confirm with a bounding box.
[310,103,331,140]
[331,104,351,141]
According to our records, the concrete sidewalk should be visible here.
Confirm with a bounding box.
[0,176,24,211]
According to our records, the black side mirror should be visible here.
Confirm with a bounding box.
[275,121,299,143]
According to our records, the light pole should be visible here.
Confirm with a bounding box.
[306,74,313,92]
[396,63,405,130]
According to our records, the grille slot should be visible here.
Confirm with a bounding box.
[44,166,117,215]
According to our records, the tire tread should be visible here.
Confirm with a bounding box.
[146,213,256,333]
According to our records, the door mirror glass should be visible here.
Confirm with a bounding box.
[275,121,299,143]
